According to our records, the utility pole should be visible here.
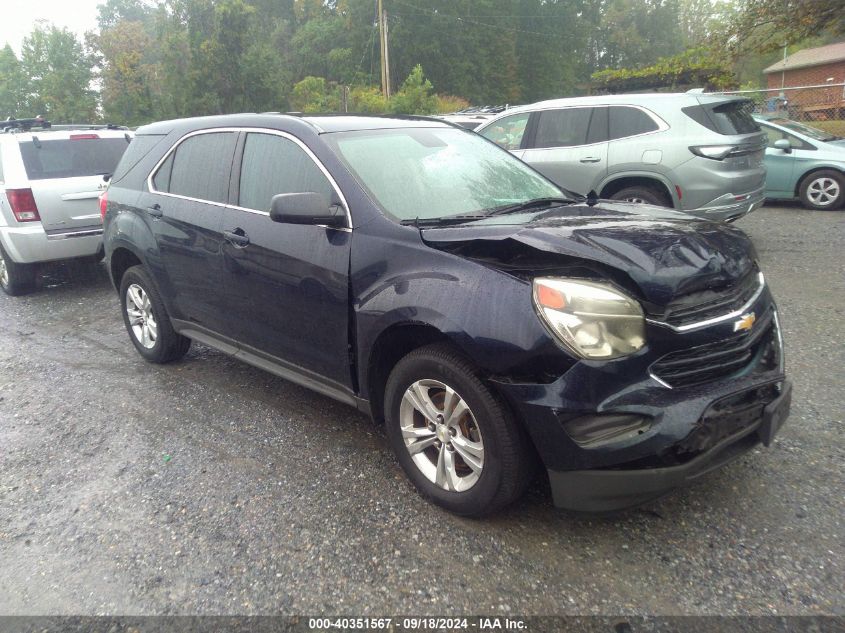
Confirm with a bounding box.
[378,0,391,99]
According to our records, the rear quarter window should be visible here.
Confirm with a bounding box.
[111,134,164,184]
[683,100,761,135]
[18,137,130,180]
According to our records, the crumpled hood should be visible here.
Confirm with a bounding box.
[420,202,757,306]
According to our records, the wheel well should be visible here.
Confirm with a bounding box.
[795,167,845,197]
[600,177,674,207]
[366,323,451,424]
[109,248,142,291]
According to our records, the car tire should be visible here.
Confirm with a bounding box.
[383,343,533,516]
[0,243,37,296]
[798,170,845,210]
[609,186,671,207]
[119,265,191,363]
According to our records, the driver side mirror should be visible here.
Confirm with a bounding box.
[269,192,346,227]
[773,138,792,153]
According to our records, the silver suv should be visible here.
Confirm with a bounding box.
[0,118,132,294]
[475,93,767,222]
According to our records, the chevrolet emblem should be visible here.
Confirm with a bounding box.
[734,312,756,332]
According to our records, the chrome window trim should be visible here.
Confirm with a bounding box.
[500,104,669,154]
[146,127,352,229]
[646,272,766,333]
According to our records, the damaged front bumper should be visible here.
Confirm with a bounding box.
[490,287,790,512]
[548,380,791,512]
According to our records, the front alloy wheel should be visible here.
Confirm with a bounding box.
[384,344,533,516]
[400,379,484,492]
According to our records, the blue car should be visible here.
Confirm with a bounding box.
[755,115,845,210]
[102,114,790,515]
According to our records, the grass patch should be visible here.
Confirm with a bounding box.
[810,120,845,137]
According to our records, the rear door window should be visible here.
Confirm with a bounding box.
[153,131,238,204]
[237,133,334,212]
[533,108,591,148]
[18,137,129,180]
[609,106,659,140]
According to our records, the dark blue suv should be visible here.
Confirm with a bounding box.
[102,114,791,516]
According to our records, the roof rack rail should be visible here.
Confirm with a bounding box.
[2,118,129,133]
[47,123,130,131]
[2,116,51,132]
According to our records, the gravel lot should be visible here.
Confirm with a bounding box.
[0,204,842,616]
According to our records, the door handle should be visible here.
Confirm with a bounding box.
[579,157,601,163]
[224,229,250,247]
[147,204,163,218]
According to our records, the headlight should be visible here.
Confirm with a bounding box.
[532,278,645,359]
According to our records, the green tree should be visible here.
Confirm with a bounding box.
[349,85,388,113]
[720,0,845,55]
[20,25,97,122]
[96,20,156,125]
[389,64,438,115]
[0,45,25,117]
[290,76,340,112]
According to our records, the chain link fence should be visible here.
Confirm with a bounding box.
[709,84,845,135]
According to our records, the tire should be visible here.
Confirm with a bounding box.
[798,170,845,210]
[383,343,533,516]
[609,185,671,207]
[119,265,191,363]
[0,242,37,296]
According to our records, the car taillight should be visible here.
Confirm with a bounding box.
[99,190,109,220]
[6,188,41,222]
[70,133,100,140]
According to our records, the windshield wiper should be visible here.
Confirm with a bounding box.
[485,196,580,217]
[400,214,489,227]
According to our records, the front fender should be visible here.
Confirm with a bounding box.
[352,225,573,396]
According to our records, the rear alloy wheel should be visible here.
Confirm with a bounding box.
[799,170,844,210]
[609,186,670,207]
[119,265,191,363]
[0,243,37,296]
[384,344,533,516]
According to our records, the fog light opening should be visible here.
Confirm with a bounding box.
[563,414,652,447]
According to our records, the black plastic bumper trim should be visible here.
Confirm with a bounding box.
[548,380,792,513]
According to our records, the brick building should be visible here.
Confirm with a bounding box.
[764,41,845,118]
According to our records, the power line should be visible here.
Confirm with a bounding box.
[389,0,578,39]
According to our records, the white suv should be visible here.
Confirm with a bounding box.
[0,118,132,295]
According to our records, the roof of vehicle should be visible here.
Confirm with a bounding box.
[136,113,453,136]
[0,128,133,143]
[484,92,747,116]
[300,114,453,133]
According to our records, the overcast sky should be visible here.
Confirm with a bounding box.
[3,0,102,54]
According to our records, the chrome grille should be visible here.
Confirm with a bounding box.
[661,269,763,328]
[650,311,779,389]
